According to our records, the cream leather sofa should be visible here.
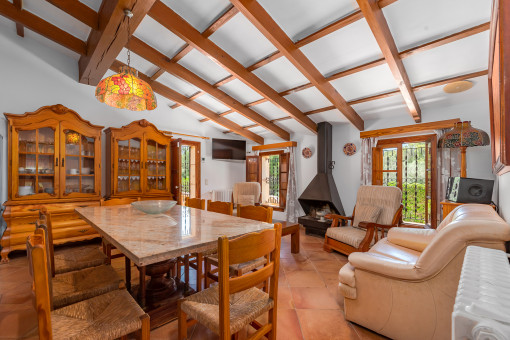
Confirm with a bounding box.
[338,204,510,340]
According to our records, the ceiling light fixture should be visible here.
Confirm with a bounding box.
[443,80,473,94]
[95,10,157,111]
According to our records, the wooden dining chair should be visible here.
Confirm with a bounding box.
[38,207,106,276]
[207,200,234,216]
[185,197,206,210]
[26,232,150,340]
[178,223,282,340]
[34,223,123,309]
[204,205,274,289]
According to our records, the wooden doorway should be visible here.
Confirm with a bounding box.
[180,140,201,204]
[373,134,437,228]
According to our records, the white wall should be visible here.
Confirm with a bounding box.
[499,173,510,220]
[0,25,250,204]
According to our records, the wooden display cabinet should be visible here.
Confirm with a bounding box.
[105,119,173,199]
[2,104,103,262]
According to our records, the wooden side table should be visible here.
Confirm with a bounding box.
[440,200,496,221]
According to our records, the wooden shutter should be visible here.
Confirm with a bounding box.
[246,156,260,182]
[279,153,289,208]
[170,139,181,204]
[372,147,383,185]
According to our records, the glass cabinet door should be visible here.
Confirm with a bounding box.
[15,126,58,198]
[146,139,167,192]
[116,138,142,193]
[61,129,98,197]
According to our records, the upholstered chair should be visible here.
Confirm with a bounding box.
[338,204,510,340]
[233,182,261,206]
[324,185,402,255]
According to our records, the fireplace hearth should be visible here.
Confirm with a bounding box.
[298,122,345,236]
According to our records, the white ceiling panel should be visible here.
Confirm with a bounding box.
[250,102,288,120]
[309,109,350,124]
[219,79,263,104]
[224,112,255,126]
[300,18,382,77]
[194,94,230,113]
[117,49,159,76]
[330,63,397,101]
[275,118,315,136]
[252,57,309,92]
[160,0,231,33]
[249,126,268,133]
[134,16,186,58]
[383,0,491,51]
[178,48,231,84]
[23,1,91,40]
[353,93,410,120]
[209,13,277,67]
[414,75,488,112]
[173,106,205,120]
[18,28,81,61]
[157,72,200,97]
[204,120,230,132]
[79,0,102,12]
[258,0,358,42]
[403,31,489,85]
[284,87,331,112]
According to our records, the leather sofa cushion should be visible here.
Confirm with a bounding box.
[353,205,381,228]
[387,228,436,252]
[369,238,421,264]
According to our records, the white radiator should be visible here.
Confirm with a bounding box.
[453,246,510,340]
[211,189,232,202]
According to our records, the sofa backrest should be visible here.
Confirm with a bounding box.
[415,204,510,278]
[356,185,402,225]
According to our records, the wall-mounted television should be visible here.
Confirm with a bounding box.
[212,138,246,160]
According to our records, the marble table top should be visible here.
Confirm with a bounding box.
[75,204,274,266]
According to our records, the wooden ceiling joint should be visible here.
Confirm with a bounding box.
[78,0,157,86]
[45,0,99,29]
[356,0,421,122]
[128,37,291,140]
[230,0,364,130]
[148,0,317,134]
[110,60,265,144]
[13,0,23,37]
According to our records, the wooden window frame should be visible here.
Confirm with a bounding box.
[181,140,201,200]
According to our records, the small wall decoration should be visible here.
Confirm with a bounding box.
[343,143,356,156]
[302,147,312,159]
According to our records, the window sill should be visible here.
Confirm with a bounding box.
[261,204,285,212]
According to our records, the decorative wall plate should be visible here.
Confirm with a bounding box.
[302,147,312,159]
[343,143,356,156]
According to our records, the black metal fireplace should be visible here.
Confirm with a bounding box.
[298,122,345,236]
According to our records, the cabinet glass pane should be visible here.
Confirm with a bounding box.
[146,141,166,191]
[117,138,141,192]
[64,130,96,195]
[18,127,56,197]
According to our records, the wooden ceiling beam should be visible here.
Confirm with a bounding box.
[0,0,86,55]
[149,1,317,134]
[45,0,99,29]
[13,0,23,37]
[110,60,264,144]
[150,5,238,83]
[357,0,421,122]
[128,37,291,140]
[79,0,156,86]
[231,0,364,130]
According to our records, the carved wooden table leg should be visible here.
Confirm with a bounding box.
[144,259,177,307]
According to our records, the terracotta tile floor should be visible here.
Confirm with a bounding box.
[0,227,387,339]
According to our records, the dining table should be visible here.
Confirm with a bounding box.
[75,203,274,328]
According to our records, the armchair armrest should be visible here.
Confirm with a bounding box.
[357,221,395,230]
[325,214,353,228]
[348,252,420,281]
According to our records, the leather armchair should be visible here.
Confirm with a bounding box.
[338,204,510,340]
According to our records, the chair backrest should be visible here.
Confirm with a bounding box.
[233,182,261,205]
[355,185,402,225]
[207,200,233,216]
[185,197,206,210]
[416,204,510,278]
[217,223,282,338]
[100,197,138,206]
[26,232,53,339]
[38,208,55,277]
[237,205,273,223]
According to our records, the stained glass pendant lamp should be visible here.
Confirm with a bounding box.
[95,10,157,111]
[438,121,490,177]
